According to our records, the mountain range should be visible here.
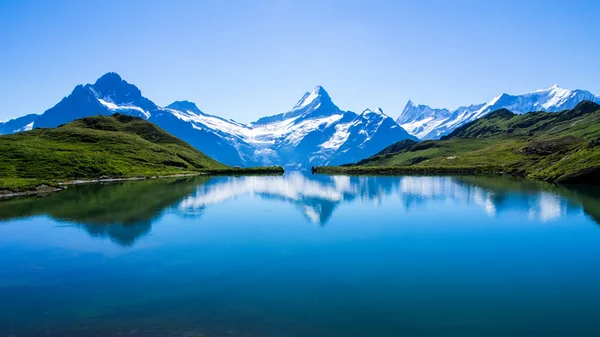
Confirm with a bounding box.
[2,73,598,167]
[397,84,600,139]
[0,73,415,168]
[329,100,600,184]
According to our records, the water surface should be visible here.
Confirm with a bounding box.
[1,174,599,337]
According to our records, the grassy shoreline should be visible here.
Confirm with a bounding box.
[0,166,284,198]
[313,165,510,176]
[313,164,597,185]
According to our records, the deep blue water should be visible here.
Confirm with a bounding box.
[0,173,599,337]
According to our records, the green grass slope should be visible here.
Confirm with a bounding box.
[0,113,282,192]
[316,101,600,184]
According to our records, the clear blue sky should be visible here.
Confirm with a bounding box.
[1,0,599,122]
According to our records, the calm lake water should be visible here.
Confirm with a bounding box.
[1,173,599,337]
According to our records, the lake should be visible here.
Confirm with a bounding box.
[1,173,599,337]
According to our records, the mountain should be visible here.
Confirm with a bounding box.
[0,114,39,134]
[321,101,600,184]
[34,73,157,128]
[397,85,600,140]
[0,113,231,192]
[6,73,416,168]
[155,85,416,168]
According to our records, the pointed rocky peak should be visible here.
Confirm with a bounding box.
[94,72,123,87]
[397,100,426,124]
[313,85,330,97]
[88,72,157,112]
[488,93,508,106]
[401,100,421,113]
[293,85,332,110]
[167,100,202,114]
[90,72,143,104]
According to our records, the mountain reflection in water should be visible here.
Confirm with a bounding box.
[1,173,598,247]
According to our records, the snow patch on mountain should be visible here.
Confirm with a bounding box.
[22,122,33,131]
[321,122,352,151]
[98,98,151,119]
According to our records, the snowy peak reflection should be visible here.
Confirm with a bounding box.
[177,173,396,225]
[398,176,577,220]
[177,174,600,226]
[1,174,598,247]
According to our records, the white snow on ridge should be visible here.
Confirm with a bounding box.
[400,116,445,140]
[540,86,575,110]
[165,107,254,142]
[399,84,600,140]
[321,121,352,151]
[167,103,345,148]
[12,121,34,133]
[97,98,151,119]
[294,90,319,109]
[178,174,350,210]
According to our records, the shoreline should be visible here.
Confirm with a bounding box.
[312,165,515,177]
[0,168,285,200]
[312,165,597,185]
[62,173,203,186]
[0,185,67,199]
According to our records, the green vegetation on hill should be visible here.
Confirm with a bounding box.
[316,101,600,184]
[0,114,283,193]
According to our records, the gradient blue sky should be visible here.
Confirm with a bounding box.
[1,0,599,122]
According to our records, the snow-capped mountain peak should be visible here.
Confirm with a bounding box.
[91,72,142,104]
[534,84,560,92]
[293,85,332,110]
[398,85,600,140]
[5,73,416,168]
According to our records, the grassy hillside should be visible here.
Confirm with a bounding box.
[0,113,282,192]
[316,101,600,184]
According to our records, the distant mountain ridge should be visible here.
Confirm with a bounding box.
[0,73,416,168]
[0,114,38,134]
[3,74,598,166]
[332,100,600,184]
[397,85,600,140]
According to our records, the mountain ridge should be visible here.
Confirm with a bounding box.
[397,85,600,140]
[321,101,600,184]
[1,73,416,168]
[3,74,598,169]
